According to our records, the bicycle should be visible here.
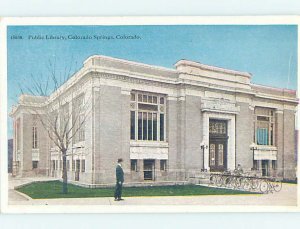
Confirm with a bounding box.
[259,177,282,193]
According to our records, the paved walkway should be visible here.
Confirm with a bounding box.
[8,176,297,206]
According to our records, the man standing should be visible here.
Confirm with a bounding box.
[114,158,124,201]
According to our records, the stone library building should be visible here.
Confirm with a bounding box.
[10,55,298,185]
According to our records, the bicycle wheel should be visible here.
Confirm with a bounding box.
[225,175,233,188]
[260,180,269,193]
[243,178,251,191]
[273,181,282,192]
[233,177,242,189]
[251,179,259,190]
[216,176,224,187]
[210,174,217,186]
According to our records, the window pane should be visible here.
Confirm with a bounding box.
[148,96,153,103]
[160,97,164,104]
[160,160,167,171]
[81,160,85,172]
[160,114,164,141]
[153,96,157,104]
[148,113,153,140]
[153,113,157,140]
[138,103,158,111]
[143,112,148,140]
[257,116,269,121]
[130,111,135,140]
[138,112,142,140]
[270,124,273,145]
[131,159,137,171]
[143,95,147,102]
[257,128,269,145]
[218,144,224,165]
[130,93,135,101]
[210,144,215,166]
[138,94,142,102]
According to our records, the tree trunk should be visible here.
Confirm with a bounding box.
[62,150,68,194]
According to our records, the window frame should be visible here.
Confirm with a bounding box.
[32,126,38,149]
[32,161,38,169]
[160,159,167,171]
[72,94,85,144]
[131,159,138,172]
[254,107,275,146]
[130,91,166,142]
[81,159,86,172]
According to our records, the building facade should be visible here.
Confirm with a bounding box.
[10,55,298,184]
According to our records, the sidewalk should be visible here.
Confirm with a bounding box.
[8,176,297,206]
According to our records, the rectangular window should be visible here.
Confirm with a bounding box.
[72,160,75,171]
[60,103,69,136]
[73,94,85,143]
[210,144,216,166]
[52,160,55,170]
[218,144,224,166]
[255,107,275,146]
[160,160,167,171]
[131,92,165,142]
[60,160,62,170]
[148,113,153,140]
[76,159,80,172]
[81,160,85,172]
[138,112,142,140]
[153,113,157,140]
[143,112,148,140]
[256,128,268,145]
[32,161,38,169]
[67,160,70,171]
[209,120,227,135]
[160,97,164,104]
[130,111,135,140]
[138,104,158,111]
[32,126,38,149]
[131,159,137,171]
[160,114,164,141]
[130,93,135,101]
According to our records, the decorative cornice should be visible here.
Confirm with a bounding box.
[84,55,177,73]
[175,59,252,78]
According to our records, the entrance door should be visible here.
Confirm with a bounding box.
[143,160,155,180]
[209,140,227,172]
[262,160,269,176]
[209,119,228,172]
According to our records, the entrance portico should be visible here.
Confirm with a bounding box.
[201,97,240,172]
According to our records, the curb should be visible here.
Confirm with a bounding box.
[13,190,33,201]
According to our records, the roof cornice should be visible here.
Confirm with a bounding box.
[175,59,252,78]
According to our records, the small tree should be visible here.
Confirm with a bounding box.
[18,58,91,194]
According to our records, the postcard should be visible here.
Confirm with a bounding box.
[0,16,299,213]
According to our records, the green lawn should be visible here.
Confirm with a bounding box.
[16,180,256,199]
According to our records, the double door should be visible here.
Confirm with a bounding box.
[209,139,227,172]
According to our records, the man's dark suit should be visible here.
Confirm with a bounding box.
[114,164,124,200]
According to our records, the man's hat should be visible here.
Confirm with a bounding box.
[117,158,123,163]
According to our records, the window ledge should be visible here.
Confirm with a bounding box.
[73,141,85,149]
[252,145,278,151]
[130,141,168,148]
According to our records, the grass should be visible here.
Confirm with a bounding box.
[16,180,256,199]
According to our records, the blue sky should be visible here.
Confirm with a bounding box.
[7,25,298,138]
